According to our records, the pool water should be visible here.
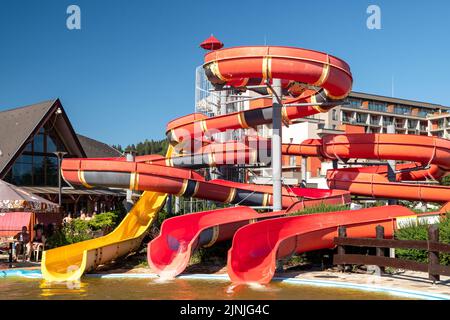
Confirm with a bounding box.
[0,277,411,300]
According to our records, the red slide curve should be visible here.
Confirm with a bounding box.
[148,196,349,278]
[227,206,440,284]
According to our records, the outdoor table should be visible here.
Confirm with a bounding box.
[0,238,27,268]
[0,238,14,268]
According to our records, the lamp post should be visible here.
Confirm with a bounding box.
[53,151,68,208]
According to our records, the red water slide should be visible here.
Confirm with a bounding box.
[61,157,350,208]
[284,133,450,202]
[148,195,349,278]
[227,206,434,284]
[223,134,450,284]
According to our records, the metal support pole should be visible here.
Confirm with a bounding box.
[175,196,180,214]
[387,125,397,205]
[301,157,307,188]
[53,151,67,209]
[332,160,338,170]
[166,195,173,215]
[219,90,228,179]
[58,156,62,207]
[125,152,135,212]
[271,79,283,211]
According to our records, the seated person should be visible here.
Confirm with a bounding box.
[63,213,72,224]
[45,223,56,238]
[13,226,30,261]
[26,227,46,261]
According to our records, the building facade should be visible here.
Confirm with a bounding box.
[279,91,450,188]
[0,99,125,217]
[194,67,450,189]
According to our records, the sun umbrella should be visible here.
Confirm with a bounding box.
[0,179,59,213]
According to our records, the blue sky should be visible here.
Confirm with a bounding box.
[1,0,449,146]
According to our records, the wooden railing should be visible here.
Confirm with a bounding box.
[333,225,450,283]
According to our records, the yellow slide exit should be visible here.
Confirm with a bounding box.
[41,191,167,282]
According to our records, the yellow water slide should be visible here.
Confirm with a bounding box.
[41,190,168,282]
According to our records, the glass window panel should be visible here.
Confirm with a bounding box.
[11,162,33,185]
[47,131,67,153]
[23,141,33,152]
[33,155,45,186]
[16,154,33,164]
[34,133,45,152]
[45,156,58,186]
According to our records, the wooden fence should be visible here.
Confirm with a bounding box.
[333,224,450,283]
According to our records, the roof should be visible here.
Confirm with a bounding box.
[0,100,55,173]
[349,91,450,110]
[20,186,126,197]
[0,100,86,177]
[77,134,122,158]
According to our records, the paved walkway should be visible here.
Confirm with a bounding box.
[280,269,450,297]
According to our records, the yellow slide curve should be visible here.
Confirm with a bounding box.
[41,191,167,282]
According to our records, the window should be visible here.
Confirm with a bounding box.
[368,101,387,112]
[408,120,418,129]
[332,110,338,121]
[346,98,361,109]
[370,116,380,125]
[356,113,367,124]
[383,116,393,126]
[420,122,427,131]
[417,109,428,117]
[4,122,69,186]
[290,156,296,167]
[394,105,411,115]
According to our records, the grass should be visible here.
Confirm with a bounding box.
[288,203,350,216]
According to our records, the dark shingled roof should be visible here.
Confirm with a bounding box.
[0,100,58,175]
[77,134,122,158]
[0,99,121,178]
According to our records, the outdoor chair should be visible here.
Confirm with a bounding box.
[32,243,44,262]
[12,240,29,262]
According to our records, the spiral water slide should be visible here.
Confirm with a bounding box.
[40,46,353,281]
[146,46,356,277]
[147,46,450,283]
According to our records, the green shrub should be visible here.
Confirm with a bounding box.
[288,203,349,216]
[88,211,119,231]
[46,211,124,249]
[395,216,450,265]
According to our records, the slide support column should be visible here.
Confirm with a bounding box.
[387,125,398,205]
[125,152,135,212]
[301,157,308,188]
[272,78,283,211]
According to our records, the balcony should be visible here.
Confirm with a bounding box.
[417,111,428,117]
[408,122,418,130]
